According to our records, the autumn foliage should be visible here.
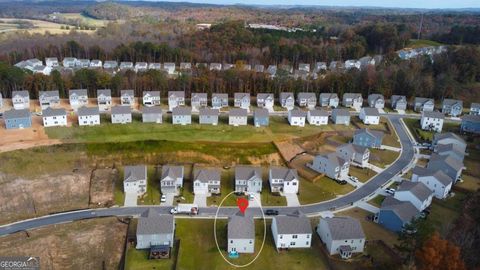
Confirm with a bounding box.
[416,232,465,270]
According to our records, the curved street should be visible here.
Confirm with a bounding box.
[0,114,414,236]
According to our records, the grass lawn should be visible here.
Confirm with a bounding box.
[298,176,355,205]
[138,166,161,205]
[369,149,400,168]
[349,166,377,183]
[403,118,460,143]
[407,39,443,48]
[426,191,468,237]
[457,174,480,192]
[124,245,176,270]
[368,195,385,207]
[352,118,400,148]
[57,12,109,27]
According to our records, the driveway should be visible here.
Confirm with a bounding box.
[356,202,380,214]
[194,194,207,207]
[284,193,300,206]
[248,193,262,207]
[124,192,138,206]
[160,193,175,206]
[380,145,402,152]
[367,163,385,174]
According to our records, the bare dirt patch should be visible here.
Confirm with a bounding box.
[0,217,127,269]
[274,140,306,162]
[247,152,284,166]
[89,167,117,207]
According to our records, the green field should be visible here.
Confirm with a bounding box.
[298,176,355,205]
[55,13,109,27]
[407,39,443,48]
[403,118,460,143]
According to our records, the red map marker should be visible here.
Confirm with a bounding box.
[237,197,249,214]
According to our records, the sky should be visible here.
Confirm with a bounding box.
[148,0,480,9]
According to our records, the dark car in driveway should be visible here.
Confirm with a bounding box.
[265,209,279,216]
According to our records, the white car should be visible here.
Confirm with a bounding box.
[385,188,395,195]
[161,195,167,202]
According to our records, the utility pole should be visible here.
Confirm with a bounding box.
[417,13,424,40]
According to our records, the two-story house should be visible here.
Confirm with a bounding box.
[234,93,251,111]
[288,109,307,127]
[394,181,433,211]
[143,91,161,107]
[229,108,248,126]
[120,90,135,108]
[97,89,112,111]
[12,90,30,110]
[368,94,385,109]
[353,128,384,148]
[297,92,317,109]
[310,153,350,180]
[228,211,255,254]
[268,167,299,194]
[359,107,380,125]
[257,93,275,112]
[168,91,185,111]
[123,165,147,196]
[235,166,263,194]
[211,93,229,109]
[336,144,370,168]
[411,166,453,199]
[342,93,363,110]
[317,217,366,259]
[271,211,312,251]
[136,208,175,251]
[319,93,339,108]
[39,90,60,110]
[111,105,132,124]
[191,92,208,112]
[391,95,407,111]
[414,97,435,113]
[331,108,351,125]
[279,92,295,111]
[78,106,100,126]
[307,109,328,126]
[42,107,67,127]
[442,99,463,117]
[420,111,444,132]
[160,165,184,195]
[172,107,192,125]
[199,107,219,125]
[69,89,88,111]
[193,167,221,195]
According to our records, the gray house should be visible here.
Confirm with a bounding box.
[235,166,263,194]
[199,108,219,125]
[160,165,184,195]
[111,105,132,124]
[136,208,175,250]
[172,107,192,125]
[4,108,32,129]
[433,132,467,153]
[254,64,265,73]
[12,90,30,110]
[234,93,250,111]
[435,143,465,162]
[271,211,312,250]
[257,93,275,111]
[461,114,480,134]
[229,108,248,126]
[368,94,385,109]
[310,152,350,180]
[268,167,299,194]
[39,90,60,110]
[143,91,161,107]
[470,103,480,115]
[319,93,339,108]
[228,211,255,254]
[331,109,351,125]
[353,128,384,148]
[211,93,229,109]
[97,89,112,111]
[69,89,88,110]
[253,108,269,127]
[414,97,435,112]
[391,95,407,111]
[193,167,221,195]
[168,91,185,111]
[336,144,370,168]
[279,92,295,110]
[297,92,317,109]
[142,106,162,123]
[442,99,463,117]
[120,90,135,107]
[191,92,208,112]
[342,93,363,110]
[427,153,464,182]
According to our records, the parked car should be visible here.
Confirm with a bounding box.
[265,209,279,216]
[385,188,396,195]
[161,194,167,202]
[248,194,255,201]
[338,180,348,185]
[349,176,359,182]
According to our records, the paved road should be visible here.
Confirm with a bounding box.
[0,115,414,236]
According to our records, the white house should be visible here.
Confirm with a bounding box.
[90,60,102,68]
[288,109,307,127]
[193,167,221,195]
[368,94,385,109]
[42,107,67,127]
[421,111,444,132]
[143,91,161,107]
[160,165,184,195]
[163,62,176,75]
[271,211,312,251]
[12,90,30,110]
[191,92,208,112]
[168,91,185,111]
[123,165,147,196]
[269,167,299,194]
[310,153,350,180]
[317,217,366,259]
[120,90,135,108]
[234,93,251,111]
[39,90,60,110]
[235,166,263,194]
[228,211,255,254]
[393,181,433,211]
[342,93,363,110]
[97,89,112,111]
[69,89,88,111]
[411,167,453,199]
[111,106,132,124]
[257,93,275,112]
[359,107,380,125]
[62,57,77,68]
[307,109,329,126]
[279,92,295,111]
[136,209,175,250]
[77,106,100,126]
[297,92,317,109]
[229,108,248,126]
[336,144,370,168]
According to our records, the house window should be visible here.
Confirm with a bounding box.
[230,240,233,243]
[292,235,298,239]
[290,242,295,246]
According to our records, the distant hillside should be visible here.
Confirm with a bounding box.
[84,2,136,20]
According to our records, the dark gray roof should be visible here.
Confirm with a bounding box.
[229,108,248,117]
[422,111,445,119]
[78,106,99,116]
[289,109,307,117]
[12,90,29,98]
[121,90,134,96]
[368,94,385,102]
[97,89,111,96]
[298,92,316,99]
[343,93,362,99]
[415,97,434,104]
[39,90,59,98]
[254,108,269,118]
[443,99,463,107]
[324,152,348,167]
[42,107,66,117]
[362,107,380,116]
[338,143,369,155]
[309,109,329,117]
[212,93,228,99]
[280,92,294,100]
[124,165,147,182]
[4,108,30,119]
[191,92,207,99]
[111,106,131,115]
[193,168,220,183]
[172,107,192,116]
[161,165,183,181]
[142,106,162,114]
[270,167,298,182]
[381,197,419,223]
[433,132,466,145]
[143,91,160,98]
[235,166,262,181]
[332,108,350,117]
[471,103,480,109]
[69,89,88,97]
[168,91,185,98]
[319,93,339,100]
[234,92,250,99]
[462,114,480,123]
[137,208,174,235]
[355,128,385,140]
[274,211,312,235]
[431,171,454,186]
[429,153,464,171]
[396,181,432,202]
[228,211,254,239]
[322,217,365,240]
[413,166,453,186]
[436,143,465,157]
[391,95,407,103]
[199,107,219,116]
[257,93,274,100]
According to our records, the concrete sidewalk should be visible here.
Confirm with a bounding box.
[367,163,384,174]
[380,145,402,152]
[124,192,138,206]
[284,193,300,206]
[194,194,207,207]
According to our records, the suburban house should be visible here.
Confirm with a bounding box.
[470,103,480,115]
[310,153,350,180]
[97,89,112,111]
[120,90,136,107]
[297,92,317,109]
[253,108,269,127]
[378,197,419,232]
[69,89,88,110]
[461,115,480,134]
[353,128,384,148]
[143,91,161,107]
[111,105,132,124]
[359,56,376,69]
[317,217,366,259]
[168,91,185,111]
[199,108,219,125]
[342,93,363,110]
[211,93,229,109]
[234,93,251,111]
[134,62,148,72]
[223,63,234,70]
[257,93,275,111]
[394,181,433,211]
[307,109,329,126]
[90,60,102,68]
[160,165,184,195]
[172,107,192,125]
[180,62,191,70]
[319,93,339,108]
[235,166,263,194]
[210,63,222,71]
[45,57,59,67]
[78,106,100,126]
[39,90,60,110]
[314,62,327,72]
[391,95,408,111]
[288,109,307,127]
[193,167,221,195]
[254,64,265,73]
[271,211,312,251]
[12,90,30,110]
[3,109,32,129]
[368,94,385,109]
[0,92,2,109]
[427,153,464,182]
[120,62,134,70]
[191,93,208,112]
[266,65,277,77]
[229,108,248,126]
[149,63,162,70]
[163,63,176,75]
[331,108,351,125]
[412,166,453,199]
[142,106,162,123]
[75,59,90,68]
[345,59,361,70]
[136,208,175,252]
[32,65,51,75]
[279,92,295,110]
[41,107,67,127]
[435,144,465,163]
[433,132,467,153]
[359,107,380,125]
[420,111,444,132]
[103,61,118,69]
[228,211,255,254]
[123,165,147,196]
[269,167,299,194]
[442,99,463,117]
[414,97,435,112]
[62,57,77,68]
[298,63,310,72]
[336,144,370,168]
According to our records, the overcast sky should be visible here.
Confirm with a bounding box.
[157,0,480,9]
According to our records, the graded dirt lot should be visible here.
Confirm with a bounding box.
[0,217,127,269]
[89,167,117,206]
